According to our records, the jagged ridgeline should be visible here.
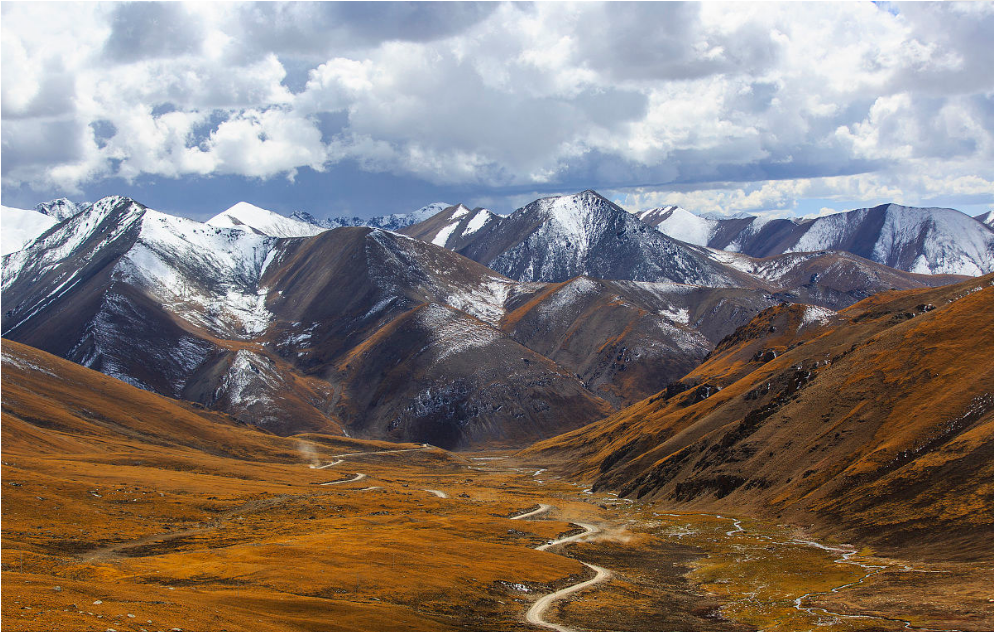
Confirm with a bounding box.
[1,192,985,448]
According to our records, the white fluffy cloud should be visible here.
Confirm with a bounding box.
[1,1,991,212]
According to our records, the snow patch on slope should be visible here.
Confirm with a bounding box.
[217,350,280,408]
[445,278,514,326]
[462,208,494,237]
[658,307,690,324]
[704,249,758,274]
[791,208,869,254]
[800,305,835,329]
[115,210,278,337]
[432,220,461,247]
[417,304,502,361]
[646,207,718,246]
[537,277,600,317]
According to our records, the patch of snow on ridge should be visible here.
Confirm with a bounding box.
[115,210,277,337]
[652,207,717,246]
[791,208,869,254]
[705,249,756,274]
[537,277,600,317]
[653,318,708,354]
[445,278,513,326]
[218,350,280,408]
[417,304,502,361]
[462,209,493,237]
[432,221,461,247]
[658,307,690,324]
[800,305,835,329]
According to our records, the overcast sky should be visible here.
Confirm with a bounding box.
[2,1,992,221]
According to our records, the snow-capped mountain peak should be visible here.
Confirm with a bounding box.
[636,200,993,276]
[36,197,90,221]
[206,202,326,238]
[632,205,718,246]
[787,203,993,276]
[289,202,455,232]
[974,210,994,230]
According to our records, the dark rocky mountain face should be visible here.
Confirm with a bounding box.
[498,277,778,408]
[0,193,970,449]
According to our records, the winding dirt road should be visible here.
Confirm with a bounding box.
[318,473,366,486]
[510,504,552,521]
[525,562,611,632]
[511,505,613,632]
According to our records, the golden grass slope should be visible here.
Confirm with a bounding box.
[0,339,604,631]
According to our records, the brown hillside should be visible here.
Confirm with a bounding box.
[522,275,994,561]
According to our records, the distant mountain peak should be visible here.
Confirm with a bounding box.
[974,210,994,229]
[35,197,91,221]
[207,202,326,238]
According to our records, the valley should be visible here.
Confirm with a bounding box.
[2,336,991,632]
[3,438,988,632]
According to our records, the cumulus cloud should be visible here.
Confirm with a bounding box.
[1,1,991,214]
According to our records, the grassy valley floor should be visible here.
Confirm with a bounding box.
[2,444,990,632]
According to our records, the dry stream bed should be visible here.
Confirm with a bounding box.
[2,447,990,632]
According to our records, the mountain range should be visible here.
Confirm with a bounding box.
[636,202,993,276]
[1,191,985,448]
